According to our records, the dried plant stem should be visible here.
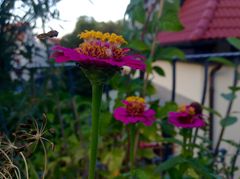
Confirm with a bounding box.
[3,169,12,179]
[20,152,29,179]
[14,167,21,179]
[0,149,13,164]
[0,149,21,178]
[0,172,7,179]
[40,139,48,179]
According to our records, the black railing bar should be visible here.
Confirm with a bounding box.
[208,64,222,149]
[185,52,240,60]
[192,61,209,145]
[201,61,209,105]
[171,58,177,102]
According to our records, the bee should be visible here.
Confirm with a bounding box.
[37,30,59,40]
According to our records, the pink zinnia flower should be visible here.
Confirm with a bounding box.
[51,30,145,71]
[168,102,205,128]
[113,96,156,126]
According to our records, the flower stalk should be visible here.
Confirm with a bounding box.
[88,83,103,179]
[129,124,136,177]
[51,30,146,178]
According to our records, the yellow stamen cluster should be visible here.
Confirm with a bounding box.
[188,107,195,115]
[75,42,127,59]
[126,96,145,116]
[126,96,145,104]
[178,105,186,112]
[78,30,127,45]
[178,105,195,115]
[76,43,108,59]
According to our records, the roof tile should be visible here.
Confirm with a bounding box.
[157,0,240,44]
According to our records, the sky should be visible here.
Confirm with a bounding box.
[45,0,130,37]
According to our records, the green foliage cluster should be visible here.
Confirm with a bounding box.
[61,16,125,48]
[0,0,61,90]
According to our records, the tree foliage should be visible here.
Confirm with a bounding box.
[61,16,125,48]
[0,0,61,90]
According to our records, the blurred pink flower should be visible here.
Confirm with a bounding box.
[51,30,145,71]
[168,102,205,128]
[113,96,156,126]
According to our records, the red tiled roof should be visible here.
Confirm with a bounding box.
[157,0,240,44]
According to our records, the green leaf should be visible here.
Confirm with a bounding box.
[168,168,182,179]
[127,40,150,51]
[153,66,165,76]
[159,0,183,31]
[221,92,236,101]
[146,58,153,73]
[202,106,222,118]
[157,101,178,118]
[208,57,234,66]
[185,159,217,178]
[146,82,156,96]
[155,156,186,173]
[227,38,240,50]
[28,161,39,179]
[102,148,125,174]
[135,169,149,179]
[185,168,200,178]
[100,111,112,135]
[154,47,185,61]
[47,113,55,123]
[220,116,238,127]
[135,167,160,179]
[229,86,240,92]
[125,0,145,24]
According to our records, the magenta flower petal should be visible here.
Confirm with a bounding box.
[113,96,156,126]
[51,31,146,71]
[51,44,145,71]
[191,116,205,127]
[113,107,140,125]
[168,111,205,128]
[141,109,156,126]
[51,45,84,62]
[121,55,146,71]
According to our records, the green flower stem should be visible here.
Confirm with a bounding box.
[130,124,136,177]
[181,129,193,156]
[89,83,103,179]
[188,129,193,151]
[182,135,187,155]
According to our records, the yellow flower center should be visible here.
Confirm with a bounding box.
[75,30,128,59]
[126,96,145,103]
[78,30,127,45]
[178,105,195,115]
[126,96,145,116]
[178,105,186,112]
[188,107,195,115]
